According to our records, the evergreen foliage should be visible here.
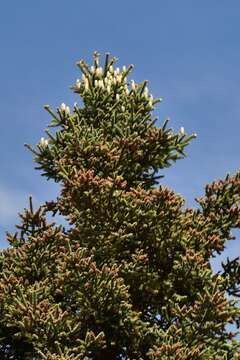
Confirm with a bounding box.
[0,52,239,359]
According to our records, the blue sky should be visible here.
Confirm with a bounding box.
[0,1,240,272]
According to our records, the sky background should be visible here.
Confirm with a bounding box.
[0,1,240,275]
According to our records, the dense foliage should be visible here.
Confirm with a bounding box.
[0,52,239,359]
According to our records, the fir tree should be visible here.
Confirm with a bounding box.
[0,51,239,359]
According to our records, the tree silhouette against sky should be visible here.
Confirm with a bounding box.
[0,52,239,359]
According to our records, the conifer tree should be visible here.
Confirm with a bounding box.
[0,52,240,359]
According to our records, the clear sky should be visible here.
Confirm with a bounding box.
[0,1,240,272]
